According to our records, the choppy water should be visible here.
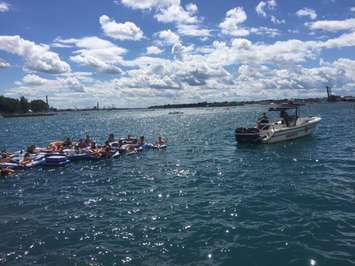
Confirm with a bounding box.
[0,102,354,266]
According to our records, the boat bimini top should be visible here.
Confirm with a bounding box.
[268,102,304,117]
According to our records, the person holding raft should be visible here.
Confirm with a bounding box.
[155,136,166,146]
[90,141,112,158]
[137,136,145,146]
[20,152,32,167]
[107,133,115,143]
[63,137,73,148]
[26,145,35,154]
[77,139,87,149]
[0,152,12,163]
[48,141,64,152]
[1,168,15,176]
[85,135,92,146]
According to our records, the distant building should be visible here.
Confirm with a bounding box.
[326,86,355,102]
[342,96,355,102]
[326,86,339,102]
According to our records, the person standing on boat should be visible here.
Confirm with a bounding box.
[280,110,290,127]
[257,112,269,129]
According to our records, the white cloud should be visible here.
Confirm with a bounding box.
[121,0,199,33]
[121,0,210,39]
[250,27,280,37]
[322,31,355,49]
[0,1,9,12]
[203,30,355,67]
[55,36,126,52]
[219,7,249,37]
[308,18,355,32]
[146,46,164,55]
[0,59,10,68]
[154,3,198,24]
[176,24,211,37]
[21,74,48,86]
[256,0,276,17]
[0,35,70,74]
[156,30,180,45]
[204,38,320,67]
[7,74,91,107]
[296,8,317,20]
[99,15,144,41]
[51,42,72,48]
[6,52,355,108]
[55,36,127,74]
[351,7,355,13]
[256,1,267,17]
[13,73,92,96]
[185,3,198,14]
[268,0,277,9]
[256,0,284,24]
[120,0,178,10]
[171,43,194,60]
[219,8,278,38]
[270,15,285,24]
[3,0,355,108]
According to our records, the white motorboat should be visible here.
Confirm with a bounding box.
[235,103,321,144]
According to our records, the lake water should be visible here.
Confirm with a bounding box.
[0,102,354,265]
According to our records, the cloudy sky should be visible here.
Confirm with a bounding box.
[0,0,355,108]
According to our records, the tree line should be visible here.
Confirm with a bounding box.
[0,96,49,114]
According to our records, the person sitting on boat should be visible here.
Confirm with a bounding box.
[257,112,269,129]
[63,137,73,148]
[107,133,115,143]
[90,142,97,150]
[85,135,92,146]
[280,110,290,127]
[78,139,87,149]
[137,136,145,146]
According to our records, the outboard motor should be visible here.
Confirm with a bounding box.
[235,127,261,144]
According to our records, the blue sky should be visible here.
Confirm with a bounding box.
[0,0,355,108]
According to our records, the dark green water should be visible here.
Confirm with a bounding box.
[0,103,354,266]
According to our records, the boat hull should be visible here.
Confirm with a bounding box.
[262,117,321,144]
[235,117,321,144]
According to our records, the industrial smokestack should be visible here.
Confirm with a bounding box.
[326,86,331,98]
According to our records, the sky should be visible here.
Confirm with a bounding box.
[0,0,355,108]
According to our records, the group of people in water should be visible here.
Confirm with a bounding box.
[0,134,167,176]
[49,134,166,155]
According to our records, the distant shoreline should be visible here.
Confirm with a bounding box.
[147,97,327,109]
[1,112,56,118]
[1,97,354,118]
